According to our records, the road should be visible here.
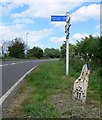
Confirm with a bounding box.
[1,59,52,97]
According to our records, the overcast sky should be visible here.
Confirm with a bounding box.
[0,0,101,50]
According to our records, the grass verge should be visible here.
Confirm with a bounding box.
[4,60,100,118]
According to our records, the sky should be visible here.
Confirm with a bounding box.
[0,0,101,51]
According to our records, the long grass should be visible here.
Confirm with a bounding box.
[5,60,100,118]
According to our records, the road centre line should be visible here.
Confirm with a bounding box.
[0,64,8,67]
[11,63,16,65]
[1,61,31,67]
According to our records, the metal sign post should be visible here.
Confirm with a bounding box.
[66,37,69,76]
[65,11,71,76]
[51,11,71,76]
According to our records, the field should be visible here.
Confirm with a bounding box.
[4,60,100,118]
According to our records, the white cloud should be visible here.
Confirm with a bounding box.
[11,2,83,19]
[71,4,100,23]
[96,24,100,29]
[13,18,34,24]
[71,32,100,44]
[30,43,46,50]
[85,0,101,2]
[0,0,83,3]
[1,2,24,16]
[51,3,100,29]
[0,24,53,48]
[0,0,101,3]
[72,33,89,40]
[27,28,53,48]
[0,5,2,14]
[50,36,65,43]
[1,1,100,50]
[50,22,65,29]
[0,24,25,41]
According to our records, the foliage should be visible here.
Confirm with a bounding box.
[8,38,25,58]
[60,35,101,69]
[60,41,77,63]
[6,61,100,118]
[1,41,10,57]
[60,41,66,61]
[28,46,43,59]
[76,35,100,65]
[44,48,60,58]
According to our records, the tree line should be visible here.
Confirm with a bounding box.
[1,37,60,59]
[1,35,101,69]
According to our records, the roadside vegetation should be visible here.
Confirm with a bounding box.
[4,60,100,118]
[1,37,60,60]
[3,35,101,118]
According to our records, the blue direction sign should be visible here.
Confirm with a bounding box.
[51,16,66,22]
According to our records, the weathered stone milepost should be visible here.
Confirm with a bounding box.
[73,64,90,103]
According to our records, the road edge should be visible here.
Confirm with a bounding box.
[0,65,38,119]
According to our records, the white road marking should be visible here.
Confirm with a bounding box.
[1,61,33,67]
[1,59,49,67]
[0,65,38,106]
[11,63,16,65]
[0,64,8,67]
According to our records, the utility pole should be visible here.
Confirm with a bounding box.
[65,11,71,76]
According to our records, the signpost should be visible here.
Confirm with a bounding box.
[51,11,71,76]
[65,11,71,76]
[51,16,66,22]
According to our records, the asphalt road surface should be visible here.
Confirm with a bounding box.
[1,59,52,97]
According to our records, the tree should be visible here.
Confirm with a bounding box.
[76,35,100,65]
[44,48,60,58]
[1,41,10,57]
[28,46,43,59]
[60,41,76,61]
[99,36,102,67]
[8,38,25,58]
[60,41,66,61]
